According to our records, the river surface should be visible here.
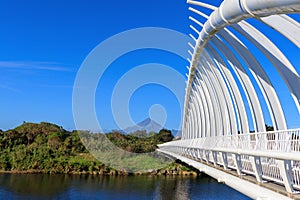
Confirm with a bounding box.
[0,174,250,199]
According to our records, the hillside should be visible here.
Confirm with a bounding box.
[0,122,197,175]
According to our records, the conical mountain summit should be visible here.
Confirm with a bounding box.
[123,118,163,134]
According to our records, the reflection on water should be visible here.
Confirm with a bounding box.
[0,174,250,200]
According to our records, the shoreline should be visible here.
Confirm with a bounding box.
[0,169,199,176]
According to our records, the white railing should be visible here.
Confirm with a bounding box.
[292,161,300,190]
[158,129,300,193]
[160,129,300,156]
[227,153,236,169]
[261,157,283,183]
[240,155,254,175]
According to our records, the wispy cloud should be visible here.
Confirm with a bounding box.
[0,84,21,93]
[0,61,73,72]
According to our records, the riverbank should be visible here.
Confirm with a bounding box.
[0,122,199,176]
[0,161,199,176]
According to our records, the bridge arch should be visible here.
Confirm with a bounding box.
[159,0,300,198]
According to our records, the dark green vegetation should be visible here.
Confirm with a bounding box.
[265,124,274,132]
[106,129,174,153]
[0,122,197,176]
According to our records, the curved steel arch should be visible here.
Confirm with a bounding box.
[183,0,300,139]
[159,0,300,197]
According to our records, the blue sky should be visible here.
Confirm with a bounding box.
[0,0,190,131]
[1,0,299,131]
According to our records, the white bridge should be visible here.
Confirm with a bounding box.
[158,0,300,199]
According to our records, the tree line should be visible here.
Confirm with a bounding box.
[0,122,195,175]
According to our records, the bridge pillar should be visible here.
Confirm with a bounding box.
[232,154,243,175]
[250,156,263,182]
[277,160,294,193]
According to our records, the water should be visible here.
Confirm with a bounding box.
[0,174,250,200]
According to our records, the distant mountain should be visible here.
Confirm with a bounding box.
[123,118,163,134]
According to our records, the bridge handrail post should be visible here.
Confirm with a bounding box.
[277,159,295,193]
[232,153,243,175]
[220,151,229,170]
[249,155,263,182]
[212,151,218,166]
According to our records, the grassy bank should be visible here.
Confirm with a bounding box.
[0,122,198,176]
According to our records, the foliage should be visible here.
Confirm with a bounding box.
[106,129,173,153]
[265,124,274,132]
[0,122,178,174]
[0,122,102,173]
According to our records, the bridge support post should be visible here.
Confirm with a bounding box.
[250,156,263,182]
[198,149,203,161]
[196,149,201,160]
[190,148,194,158]
[182,148,186,156]
[277,160,294,193]
[212,151,218,166]
[204,150,209,163]
[191,148,196,159]
[232,154,243,175]
[180,147,184,156]
[187,148,191,158]
[193,148,198,159]
[182,147,186,156]
[220,152,228,170]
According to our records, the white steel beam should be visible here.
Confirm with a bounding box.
[218,27,287,130]
[194,71,214,137]
[199,58,223,136]
[211,35,266,132]
[261,14,300,49]
[184,0,300,136]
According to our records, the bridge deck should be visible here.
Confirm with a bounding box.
[158,149,300,200]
